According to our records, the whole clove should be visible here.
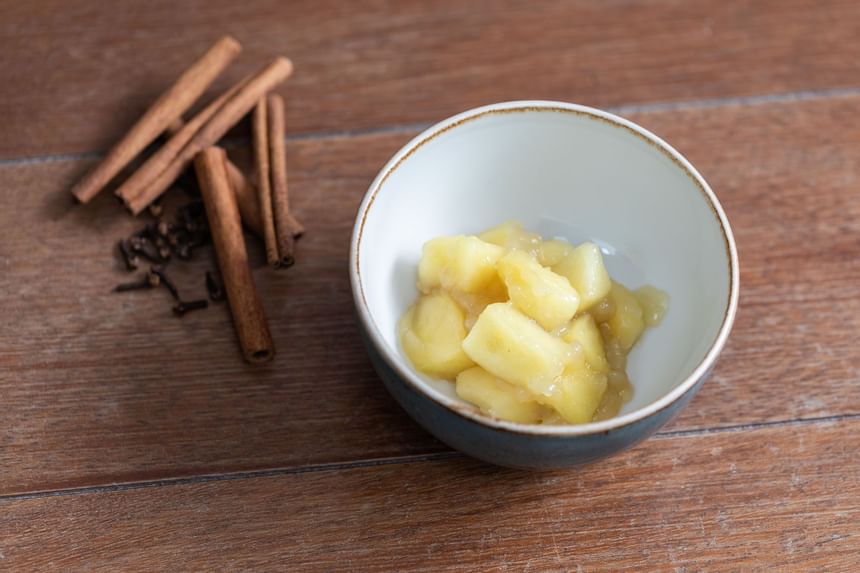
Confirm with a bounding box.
[157,244,172,262]
[128,235,145,250]
[117,239,139,271]
[205,271,225,301]
[131,239,165,264]
[173,299,209,316]
[146,269,162,288]
[116,198,214,309]
[156,220,171,238]
[149,265,180,300]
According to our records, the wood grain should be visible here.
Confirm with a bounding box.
[1,419,857,571]
[1,95,859,495]
[2,0,860,159]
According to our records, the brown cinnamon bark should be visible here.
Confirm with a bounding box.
[267,93,296,267]
[71,36,241,203]
[194,147,274,364]
[252,99,280,267]
[224,160,264,237]
[127,57,294,215]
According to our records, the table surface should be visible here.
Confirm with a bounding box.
[1,1,859,570]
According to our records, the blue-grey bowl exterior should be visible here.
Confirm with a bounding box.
[360,328,712,469]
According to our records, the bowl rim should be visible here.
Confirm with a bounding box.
[349,100,740,437]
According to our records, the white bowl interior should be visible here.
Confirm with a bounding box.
[356,103,732,419]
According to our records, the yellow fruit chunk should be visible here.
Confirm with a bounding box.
[398,293,474,378]
[563,314,609,373]
[606,282,645,350]
[536,238,573,267]
[588,296,615,323]
[418,236,506,294]
[456,367,543,423]
[552,242,611,310]
[593,369,634,421]
[478,221,541,253]
[448,288,509,331]
[543,364,608,424]
[462,303,571,396]
[634,285,669,326]
[497,250,580,331]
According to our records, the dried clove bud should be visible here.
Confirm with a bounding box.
[173,299,208,317]
[149,265,180,300]
[117,240,139,271]
[146,268,161,288]
[129,238,164,264]
[128,236,145,251]
[205,271,224,301]
[156,220,171,238]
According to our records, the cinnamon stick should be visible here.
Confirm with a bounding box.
[252,99,280,266]
[116,75,250,205]
[267,93,296,267]
[224,160,264,236]
[127,57,294,215]
[71,36,241,203]
[194,147,274,364]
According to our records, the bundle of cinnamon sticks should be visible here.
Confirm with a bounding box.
[72,36,303,364]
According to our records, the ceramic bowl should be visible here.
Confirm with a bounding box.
[350,101,739,469]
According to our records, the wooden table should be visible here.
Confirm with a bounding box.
[1,1,858,570]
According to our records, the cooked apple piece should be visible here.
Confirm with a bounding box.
[563,314,609,373]
[543,364,608,424]
[536,238,573,267]
[634,285,669,326]
[604,335,628,371]
[418,236,506,294]
[399,293,474,378]
[462,303,571,396]
[588,296,616,323]
[496,250,580,331]
[606,281,645,350]
[478,221,541,253]
[456,367,544,423]
[592,380,627,422]
[552,242,611,310]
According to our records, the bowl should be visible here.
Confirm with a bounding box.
[349,101,739,469]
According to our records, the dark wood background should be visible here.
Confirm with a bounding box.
[1,1,858,570]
